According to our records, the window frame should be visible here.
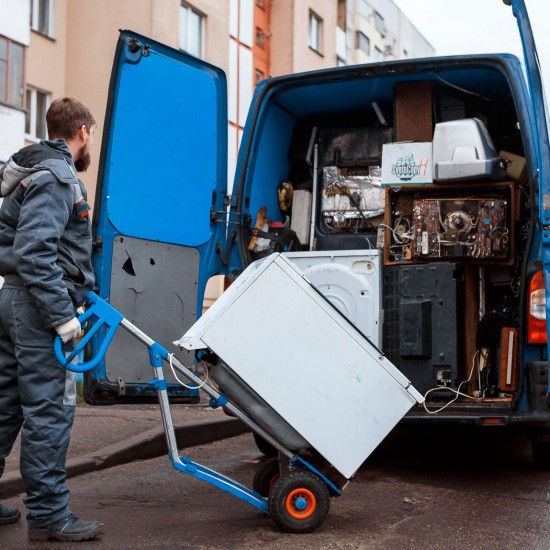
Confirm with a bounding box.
[357,0,372,22]
[179,2,205,59]
[0,35,25,110]
[308,10,323,54]
[255,27,265,48]
[356,31,370,56]
[374,11,385,36]
[25,86,51,142]
[30,0,56,39]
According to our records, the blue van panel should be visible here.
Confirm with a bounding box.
[104,47,225,246]
[87,31,228,404]
[247,105,296,225]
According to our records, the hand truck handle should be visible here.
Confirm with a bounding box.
[54,291,124,373]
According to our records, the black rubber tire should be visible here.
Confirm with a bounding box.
[532,440,550,468]
[253,432,277,456]
[268,471,331,533]
[253,457,280,497]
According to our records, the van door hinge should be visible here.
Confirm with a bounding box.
[210,195,249,226]
[92,236,103,252]
[117,377,126,396]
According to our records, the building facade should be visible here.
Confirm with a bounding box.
[0,0,434,200]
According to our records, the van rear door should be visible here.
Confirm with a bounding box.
[86,30,228,404]
[510,0,550,396]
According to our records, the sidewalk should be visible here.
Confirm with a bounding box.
[0,400,249,499]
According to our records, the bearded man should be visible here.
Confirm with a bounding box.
[0,97,102,542]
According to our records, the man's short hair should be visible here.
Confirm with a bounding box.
[46,97,96,141]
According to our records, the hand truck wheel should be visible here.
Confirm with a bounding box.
[253,432,277,456]
[252,456,280,497]
[268,471,331,533]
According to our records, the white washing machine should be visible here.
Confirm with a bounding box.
[284,250,382,347]
[176,253,421,479]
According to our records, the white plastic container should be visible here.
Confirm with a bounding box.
[175,253,422,479]
[433,118,507,181]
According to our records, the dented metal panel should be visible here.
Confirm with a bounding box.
[106,236,199,384]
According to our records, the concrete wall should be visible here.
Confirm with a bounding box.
[0,107,24,163]
[0,0,31,162]
[0,0,30,45]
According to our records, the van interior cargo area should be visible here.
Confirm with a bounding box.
[240,59,531,410]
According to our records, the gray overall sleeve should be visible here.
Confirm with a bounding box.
[12,173,75,328]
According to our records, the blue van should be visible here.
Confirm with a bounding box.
[87,0,550,465]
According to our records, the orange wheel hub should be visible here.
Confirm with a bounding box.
[285,488,317,519]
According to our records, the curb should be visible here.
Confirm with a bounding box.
[0,417,249,499]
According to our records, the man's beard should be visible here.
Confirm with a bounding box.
[74,149,91,173]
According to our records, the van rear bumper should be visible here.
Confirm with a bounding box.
[401,361,550,429]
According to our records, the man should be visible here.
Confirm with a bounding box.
[0,98,102,542]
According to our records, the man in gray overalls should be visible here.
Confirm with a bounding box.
[0,98,102,542]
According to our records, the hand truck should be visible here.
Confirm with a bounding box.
[55,292,343,533]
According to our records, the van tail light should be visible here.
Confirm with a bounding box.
[528,270,547,344]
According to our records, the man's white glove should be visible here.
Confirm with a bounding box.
[55,317,81,343]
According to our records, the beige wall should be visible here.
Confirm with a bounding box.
[270,0,294,77]
[26,0,68,106]
[293,0,337,73]
[271,0,338,76]
[35,0,230,206]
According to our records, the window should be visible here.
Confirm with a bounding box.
[0,36,24,109]
[356,31,370,55]
[358,0,372,21]
[374,46,384,62]
[255,27,265,48]
[308,11,322,53]
[374,11,385,36]
[337,56,346,67]
[179,3,204,59]
[254,69,264,87]
[30,0,55,38]
[25,87,50,140]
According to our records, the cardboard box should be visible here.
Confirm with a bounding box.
[381,142,433,185]
[499,150,527,183]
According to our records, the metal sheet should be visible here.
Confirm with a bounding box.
[106,236,199,384]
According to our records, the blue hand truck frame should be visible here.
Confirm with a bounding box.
[55,292,342,533]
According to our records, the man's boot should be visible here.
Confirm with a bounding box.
[0,503,21,526]
[28,514,103,542]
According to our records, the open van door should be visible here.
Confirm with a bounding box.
[509,1,550,218]
[86,31,228,404]
[509,2,550,372]
[509,0,550,407]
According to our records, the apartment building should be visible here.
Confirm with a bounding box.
[0,0,433,200]
[0,1,30,165]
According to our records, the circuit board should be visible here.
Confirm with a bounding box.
[410,197,509,260]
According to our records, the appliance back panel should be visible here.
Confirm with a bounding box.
[383,263,464,394]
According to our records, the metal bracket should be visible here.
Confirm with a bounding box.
[117,376,126,396]
[209,395,229,409]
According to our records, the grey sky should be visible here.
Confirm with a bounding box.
[392,0,550,91]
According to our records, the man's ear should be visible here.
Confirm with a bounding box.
[77,125,87,143]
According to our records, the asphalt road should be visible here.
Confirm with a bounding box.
[2,427,549,549]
